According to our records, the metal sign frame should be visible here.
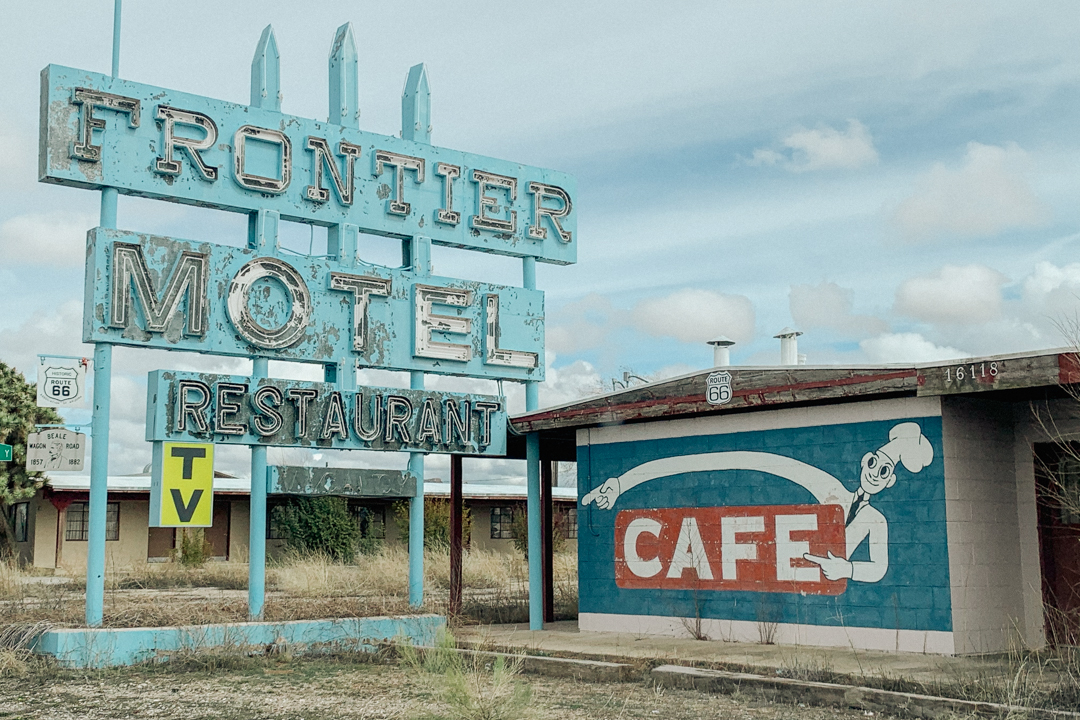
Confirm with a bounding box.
[42,9,565,631]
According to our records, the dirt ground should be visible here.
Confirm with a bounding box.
[1,654,908,720]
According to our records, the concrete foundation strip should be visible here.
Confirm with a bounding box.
[649,664,1080,720]
[437,643,1078,720]
[397,645,634,683]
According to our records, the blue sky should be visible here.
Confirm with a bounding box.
[2,1,1079,477]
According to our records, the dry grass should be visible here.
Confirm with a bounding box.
[112,561,249,590]
[0,548,578,629]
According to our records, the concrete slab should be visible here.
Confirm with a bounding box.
[456,620,1020,687]
[650,665,1080,720]
[408,646,633,683]
[33,614,445,668]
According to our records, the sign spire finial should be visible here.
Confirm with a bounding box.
[401,63,430,143]
[251,25,281,111]
[329,22,359,128]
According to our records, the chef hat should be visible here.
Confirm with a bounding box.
[878,422,934,473]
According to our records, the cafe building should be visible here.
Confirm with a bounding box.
[511,348,1080,654]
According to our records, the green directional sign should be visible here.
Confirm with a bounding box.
[0,444,12,462]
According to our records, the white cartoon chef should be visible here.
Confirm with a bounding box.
[581,422,934,584]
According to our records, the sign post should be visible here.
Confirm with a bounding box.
[0,444,11,462]
[83,0,122,629]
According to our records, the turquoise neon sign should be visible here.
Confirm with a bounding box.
[40,65,576,266]
[41,16,573,624]
[84,228,544,380]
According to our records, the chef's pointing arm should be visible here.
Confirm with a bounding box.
[581,451,849,509]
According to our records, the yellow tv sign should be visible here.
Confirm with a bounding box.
[150,442,214,527]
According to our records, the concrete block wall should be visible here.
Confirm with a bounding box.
[577,397,956,653]
[940,397,1026,653]
[53,498,151,571]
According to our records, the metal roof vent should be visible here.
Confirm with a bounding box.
[774,327,803,366]
[707,335,735,367]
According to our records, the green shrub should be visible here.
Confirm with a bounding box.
[177,528,212,567]
[277,496,359,563]
[400,629,532,720]
[510,508,566,560]
[392,497,472,549]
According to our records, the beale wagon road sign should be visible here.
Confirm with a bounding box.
[26,429,87,472]
[40,65,575,265]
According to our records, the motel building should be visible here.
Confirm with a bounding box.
[11,474,577,569]
[511,347,1080,655]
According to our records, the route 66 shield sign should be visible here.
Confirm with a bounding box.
[37,356,87,408]
[706,370,732,405]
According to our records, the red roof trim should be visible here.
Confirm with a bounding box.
[515,369,918,426]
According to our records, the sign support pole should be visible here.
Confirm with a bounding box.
[243,28,281,621]
[403,65,432,609]
[449,454,463,616]
[85,0,122,628]
[406,238,428,606]
[523,256,543,630]
[249,358,268,619]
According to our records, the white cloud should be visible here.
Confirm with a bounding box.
[746,148,784,167]
[892,142,1048,242]
[0,116,35,190]
[539,356,605,408]
[634,288,755,345]
[547,294,622,354]
[895,264,1008,324]
[1023,260,1080,302]
[789,281,888,337]
[860,332,968,364]
[0,300,90,377]
[748,120,878,172]
[0,212,96,266]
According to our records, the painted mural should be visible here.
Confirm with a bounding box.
[578,418,951,632]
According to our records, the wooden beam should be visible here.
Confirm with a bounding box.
[541,460,554,624]
[449,455,463,618]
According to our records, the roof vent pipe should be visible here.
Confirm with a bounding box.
[774,327,803,366]
[707,335,735,367]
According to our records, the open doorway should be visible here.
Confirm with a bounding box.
[1034,443,1080,646]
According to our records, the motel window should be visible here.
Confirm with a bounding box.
[350,503,386,540]
[558,506,578,540]
[65,502,119,541]
[13,503,28,543]
[267,502,289,540]
[490,506,516,539]
[1055,457,1080,525]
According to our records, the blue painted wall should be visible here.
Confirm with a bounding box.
[577,417,951,632]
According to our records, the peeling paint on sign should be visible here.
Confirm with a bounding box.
[146,370,508,456]
[86,228,544,380]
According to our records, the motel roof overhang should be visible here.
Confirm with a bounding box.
[507,348,1080,457]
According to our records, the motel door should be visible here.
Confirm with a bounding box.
[1035,445,1080,646]
[147,527,175,561]
[206,502,231,560]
